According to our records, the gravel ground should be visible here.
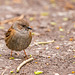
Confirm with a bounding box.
[0,0,75,75]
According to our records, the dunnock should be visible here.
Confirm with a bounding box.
[5,19,32,56]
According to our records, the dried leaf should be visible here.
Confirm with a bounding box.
[73,56,75,58]
[60,35,64,38]
[50,22,56,25]
[32,32,40,36]
[73,50,75,52]
[40,12,49,16]
[46,63,49,65]
[13,0,22,4]
[71,0,75,2]
[9,57,14,60]
[63,17,68,21]
[69,38,73,41]
[35,62,38,64]
[29,17,34,21]
[72,71,75,73]
[48,56,50,58]
[56,46,60,49]
[50,0,55,3]
[65,2,74,10]
[34,71,43,75]
[10,71,14,73]
[5,0,10,5]
[44,6,49,10]
[59,27,64,31]
[45,28,50,32]
[73,62,75,63]
[59,28,64,31]
[30,54,32,57]
[50,0,56,7]
[0,26,4,29]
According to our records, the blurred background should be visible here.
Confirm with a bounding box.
[0,0,75,75]
[0,0,75,40]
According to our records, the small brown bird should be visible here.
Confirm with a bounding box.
[5,19,32,57]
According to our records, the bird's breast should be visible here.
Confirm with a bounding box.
[6,31,32,51]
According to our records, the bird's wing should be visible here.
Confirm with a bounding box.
[5,26,14,38]
[5,27,15,43]
[5,29,11,37]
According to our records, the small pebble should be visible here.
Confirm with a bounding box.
[55,73,59,75]
[68,74,74,75]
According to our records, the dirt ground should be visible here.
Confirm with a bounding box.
[0,0,75,75]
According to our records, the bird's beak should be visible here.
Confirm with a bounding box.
[27,27,32,30]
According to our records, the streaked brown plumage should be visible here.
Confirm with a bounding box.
[5,19,32,56]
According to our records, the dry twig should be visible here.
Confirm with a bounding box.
[0,14,24,25]
[16,57,33,73]
[1,69,7,75]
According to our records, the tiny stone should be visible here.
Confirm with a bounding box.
[55,73,59,75]
[68,74,74,75]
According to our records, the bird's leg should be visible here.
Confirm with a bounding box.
[11,50,12,56]
[23,50,27,57]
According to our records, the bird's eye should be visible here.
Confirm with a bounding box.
[22,25,25,27]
